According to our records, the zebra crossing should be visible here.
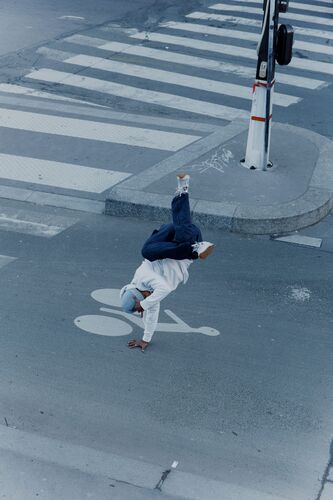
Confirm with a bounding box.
[0,0,332,199]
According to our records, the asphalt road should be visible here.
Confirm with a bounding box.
[0,0,157,55]
[0,1,332,499]
[0,197,332,499]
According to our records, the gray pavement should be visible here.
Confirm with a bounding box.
[0,1,332,499]
[0,197,332,499]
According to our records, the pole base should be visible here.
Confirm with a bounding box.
[240,158,273,170]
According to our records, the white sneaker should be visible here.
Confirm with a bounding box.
[192,241,214,259]
[176,174,190,195]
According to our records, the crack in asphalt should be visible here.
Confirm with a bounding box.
[155,468,171,491]
[315,438,333,500]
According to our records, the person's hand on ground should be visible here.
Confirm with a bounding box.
[128,339,149,351]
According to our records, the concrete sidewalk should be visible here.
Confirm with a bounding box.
[105,120,333,235]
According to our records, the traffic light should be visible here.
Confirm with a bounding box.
[276,24,294,65]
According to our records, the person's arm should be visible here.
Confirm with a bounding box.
[128,300,160,351]
[139,276,171,310]
[142,302,160,342]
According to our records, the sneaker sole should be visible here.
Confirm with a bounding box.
[199,244,214,259]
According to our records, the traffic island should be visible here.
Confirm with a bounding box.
[105,121,333,235]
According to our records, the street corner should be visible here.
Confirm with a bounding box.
[106,120,333,235]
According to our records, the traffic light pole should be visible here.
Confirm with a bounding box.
[263,0,277,171]
[243,0,278,171]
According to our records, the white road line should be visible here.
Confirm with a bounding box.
[232,0,333,14]
[210,3,333,27]
[187,11,333,41]
[0,215,70,238]
[132,32,333,75]
[59,15,85,20]
[59,38,325,90]
[274,234,322,248]
[0,153,131,193]
[0,83,107,108]
[162,20,333,57]
[0,254,16,268]
[65,34,107,47]
[64,53,300,106]
[0,107,199,152]
[26,68,249,121]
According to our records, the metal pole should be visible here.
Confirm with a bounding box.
[243,0,278,171]
[263,0,278,171]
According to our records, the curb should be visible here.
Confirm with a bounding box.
[105,123,333,234]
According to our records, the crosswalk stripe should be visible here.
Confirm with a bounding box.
[131,32,333,75]
[65,34,109,48]
[162,20,333,57]
[26,68,249,121]
[233,0,333,14]
[187,11,333,41]
[64,53,299,106]
[0,206,79,237]
[46,40,325,90]
[0,153,130,194]
[210,3,333,27]
[0,107,199,152]
[0,83,107,107]
[0,218,62,238]
[0,254,16,268]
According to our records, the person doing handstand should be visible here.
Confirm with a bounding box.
[120,174,214,351]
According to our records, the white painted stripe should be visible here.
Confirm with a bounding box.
[187,11,333,41]
[0,184,105,213]
[0,83,107,108]
[162,20,333,57]
[65,34,108,48]
[0,254,16,268]
[59,15,85,20]
[132,31,255,58]
[0,216,67,238]
[61,38,325,90]
[210,3,333,27]
[0,208,77,237]
[275,234,322,248]
[0,108,199,152]
[26,68,249,121]
[0,153,130,193]
[64,53,300,106]
[233,0,333,14]
[132,32,333,75]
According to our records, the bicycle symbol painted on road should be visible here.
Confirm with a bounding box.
[74,288,220,338]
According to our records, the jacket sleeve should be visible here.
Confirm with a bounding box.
[139,275,171,310]
[142,302,160,343]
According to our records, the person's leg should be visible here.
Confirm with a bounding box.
[142,240,196,261]
[142,223,197,261]
[141,175,212,261]
[172,193,202,244]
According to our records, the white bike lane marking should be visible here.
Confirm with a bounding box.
[74,288,220,338]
